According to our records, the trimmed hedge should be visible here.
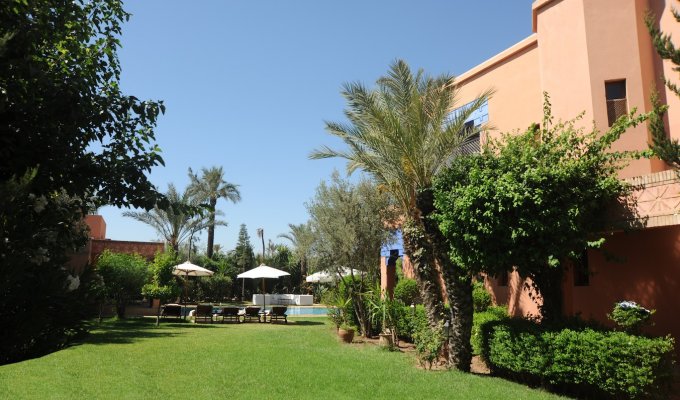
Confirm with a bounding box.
[471,305,507,355]
[481,319,676,399]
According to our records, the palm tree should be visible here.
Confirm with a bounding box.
[278,222,314,281]
[123,184,210,252]
[310,59,490,371]
[188,166,241,259]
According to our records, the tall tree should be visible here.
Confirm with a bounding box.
[0,0,165,363]
[306,172,396,336]
[278,222,315,281]
[188,166,241,259]
[234,224,256,299]
[123,184,212,252]
[310,59,490,370]
[646,5,680,170]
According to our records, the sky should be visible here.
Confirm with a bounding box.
[99,0,534,252]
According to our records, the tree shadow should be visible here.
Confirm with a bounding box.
[285,320,325,326]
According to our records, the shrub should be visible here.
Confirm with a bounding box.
[396,304,428,342]
[608,300,655,334]
[96,250,149,318]
[195,274,233,303]
[472,281,492,312]
[413,322,444,370]
[393,278,419,305]
[471,305,507,355]
[481,319,676,399]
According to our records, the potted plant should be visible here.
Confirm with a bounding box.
[337,322,356,343]
[368,289,400,349]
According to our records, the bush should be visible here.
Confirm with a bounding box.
[393,279,419,305]
[472,281,492,312]
[396,304,428,342]
[413,322,444,370]
[472,305,507,355]
[481,319,676,399]
[608,300,655,334]
[96,250,149,318]
[195,274,233,302]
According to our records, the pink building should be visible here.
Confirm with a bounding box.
[67,215,164,273]
[383,0,680,344]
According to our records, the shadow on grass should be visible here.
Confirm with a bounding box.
[286,320,325,326]
[76,318,220,346]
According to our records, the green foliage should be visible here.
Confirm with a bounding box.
[124,185,209,252]
[393,278,419,306]
[395,304,429,342]
[607,301,655,334]
[433,94,648,321]
[481,319,676,399]
[195,274,233,303]
[187,166,240,259]
[234,224,256,273]
[413,322,444,370]
[472,281,492,312]
[307,172,396,335]
[471,306,507,355]
[96,250,149,318]
[367,290,403,346]
[0,171,98,364]
[0,0,165,209]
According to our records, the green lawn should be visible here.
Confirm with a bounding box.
[0,318,566,400]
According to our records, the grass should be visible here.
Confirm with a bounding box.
[0,318,567,400]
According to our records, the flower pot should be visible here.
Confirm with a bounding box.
[337,328,355,343]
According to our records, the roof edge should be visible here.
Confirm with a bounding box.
[456,34,538,87]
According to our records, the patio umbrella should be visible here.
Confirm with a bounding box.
[237,264,290,313]
[305,268,363,283]
[172,261,214,319]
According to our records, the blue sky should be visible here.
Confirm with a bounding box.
[99,0,534,252]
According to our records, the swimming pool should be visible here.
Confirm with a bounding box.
[284,306,328,316]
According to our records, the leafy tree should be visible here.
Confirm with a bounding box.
[96,250,149,318]
[124,184,212,252]
[0,0,165,209]
[310,59,490,370]
[306,172,396,336]
[187,166,241,259]
[0,0,165,362]
[433,95,647,323]
[142,250,181,325]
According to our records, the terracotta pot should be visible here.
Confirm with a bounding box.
[337,328,355,343]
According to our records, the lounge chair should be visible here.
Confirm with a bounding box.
[240,306,262,322]
[267,306,288,324]
[219,306,240,324]
[195,304,214,323]
[160,304,182,320]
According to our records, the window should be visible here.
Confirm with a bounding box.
[605,80,627,126]
[573,251,590,287]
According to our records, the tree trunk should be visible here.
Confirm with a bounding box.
[530,266,563,325]
[115,302,126,319]
[402,218,445,330]
[443,269,473,371]
[206,197,217,259]
[418,187,473,371]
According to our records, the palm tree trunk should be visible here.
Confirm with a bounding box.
[418,187,473,371]
[402,217,445,330]
[206,197,217,259]
[442,268,473,371]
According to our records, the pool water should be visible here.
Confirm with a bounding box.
[284,306,328,315]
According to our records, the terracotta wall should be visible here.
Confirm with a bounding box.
[91,239,164,263]
[85,215,106,240]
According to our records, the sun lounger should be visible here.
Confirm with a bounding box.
[267,306,288,324]
[160,304,182,320]
[219,306,240,323]
[195,304,214,323]
[240,306,261,322]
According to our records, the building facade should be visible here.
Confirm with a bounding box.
[383,0,680,343]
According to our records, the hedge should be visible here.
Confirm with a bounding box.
[481,319,676,399]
